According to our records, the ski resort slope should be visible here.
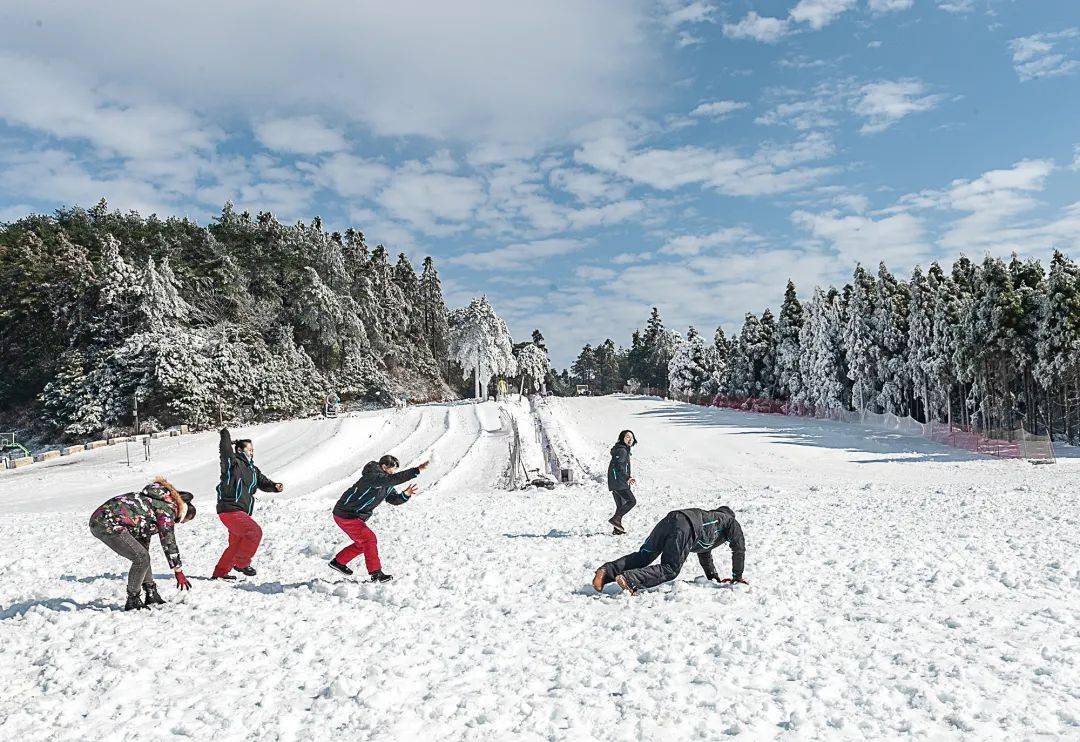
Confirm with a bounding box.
[2,395,1078,741]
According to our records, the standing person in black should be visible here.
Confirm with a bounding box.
[591,506,747,594]
[607,430,637,534]
[212,428,284,580]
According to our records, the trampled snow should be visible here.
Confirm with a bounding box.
[1,395,1078,740]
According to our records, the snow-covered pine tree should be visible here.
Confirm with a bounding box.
[926,263,958,425]
[39,350,106,436]
[418,256,451,374]
[844,265,877,414]
[668,327,708,401]
[594,339,623,394]
[906,265,935,423]
[641,307,672,391]
[1036,251,1080,441]
[1009,254,1046,432]
[874,263,911,416]
[515,342,550,394]
[775,280,803,402]
[758,309,779,399]
[810,289,846,414]
[447,297,517,399]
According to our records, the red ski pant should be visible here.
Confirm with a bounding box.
[333,515,380,573]
[214,511,263,577]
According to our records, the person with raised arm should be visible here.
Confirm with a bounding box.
[212,427,283,580]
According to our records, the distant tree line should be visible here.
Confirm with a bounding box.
[565,253,1080,443]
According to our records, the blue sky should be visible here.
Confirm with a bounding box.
[1,1,1078,366]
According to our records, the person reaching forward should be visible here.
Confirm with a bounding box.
[329,454,429,582]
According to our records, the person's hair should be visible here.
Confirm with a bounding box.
[183,504,197,522]
[233,439,252,452]
[616,429,636,446]
[178,490,194,504]
[379,454,400,468]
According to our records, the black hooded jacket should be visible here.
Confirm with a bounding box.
[678,506,746,580]
[216,428,280,515]
[333,461,421,521]
[607,430,636,491]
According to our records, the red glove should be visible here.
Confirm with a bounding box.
[719,577,749,585]
[175,570,192,591]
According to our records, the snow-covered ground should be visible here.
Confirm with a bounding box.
[2,395,1078,740]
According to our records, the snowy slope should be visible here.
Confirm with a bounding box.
[2,395,1078,740]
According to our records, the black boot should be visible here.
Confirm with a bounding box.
[124,591,147,611]
[369,569,393,583]
[143,583,166,606]
[233,566,256,577]
[328,559,354,576]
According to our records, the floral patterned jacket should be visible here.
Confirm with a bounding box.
[89,482,182,569]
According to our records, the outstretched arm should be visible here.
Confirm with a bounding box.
[386,464,424,486]
[255,469,282,493]
[386,484,418,505]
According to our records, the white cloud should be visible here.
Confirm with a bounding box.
[868,0,913,12]
[306,154,392,199]
[659,226,761,255]
[658,0,716,29]
[723,13,791,44]
[573,130,835,196]
[1009,29,1080,82]
[854,80,947,134]
[758,78,946,135]
[0,3,661,146]
[548,168,629,203]
[789,0,856,31]
[575,266,617,281]
[376,170,485,235]
[756,97,837,131]
[1072,145,1080,171]
[253,116,346,155]
[612,252,653,264]
[0,54,218,161]
[791,209,932,267]
[446,238,589,271]
[689,100,749,118]
[937,0,973,13]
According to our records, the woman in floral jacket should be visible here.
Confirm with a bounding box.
[89,477,196,610]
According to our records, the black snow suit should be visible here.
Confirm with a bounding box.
[600,506,745,591]
[607,436,634,491]
[332,461,421,521]
[216,428,280,515]
[608,433,637,525]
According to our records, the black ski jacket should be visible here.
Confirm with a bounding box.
[607,442,633,491]
[333,461,421,521]
[678,506,746,580]
[216,428,280,515]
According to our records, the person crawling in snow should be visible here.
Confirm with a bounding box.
[591,506,747,595]
[328,454,430,582]
[607,429,637,534]
[88,477,196,610]
[212,427,283,581]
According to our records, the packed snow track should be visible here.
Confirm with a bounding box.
[1,396,1078,740]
